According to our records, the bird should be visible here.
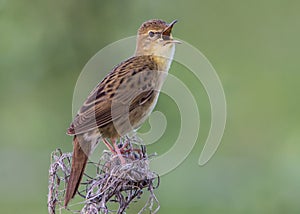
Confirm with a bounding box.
[64,19,180,207]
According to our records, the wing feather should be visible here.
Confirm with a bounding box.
[67,55,158,135]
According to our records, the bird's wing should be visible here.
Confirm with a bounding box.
[67,55,158,135]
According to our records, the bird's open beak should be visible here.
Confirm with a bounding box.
[162,20,181,44]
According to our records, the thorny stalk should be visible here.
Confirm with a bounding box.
[48,137,160,214]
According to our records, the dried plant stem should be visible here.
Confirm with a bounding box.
[48,138,160,214]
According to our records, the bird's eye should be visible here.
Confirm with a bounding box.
[148,31,155,37]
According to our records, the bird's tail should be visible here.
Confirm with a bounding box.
[64,135,89,207]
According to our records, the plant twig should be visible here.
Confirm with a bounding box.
[48,137,160,214]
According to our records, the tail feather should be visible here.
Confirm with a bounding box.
[64,136,89,207]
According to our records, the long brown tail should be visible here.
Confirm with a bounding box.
[64,135,89,207]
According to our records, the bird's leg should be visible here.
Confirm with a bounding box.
[102,138,115,153]
[112,138,126,164]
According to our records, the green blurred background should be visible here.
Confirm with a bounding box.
[1,0,300,213]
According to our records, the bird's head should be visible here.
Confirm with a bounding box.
[135,19,180,59]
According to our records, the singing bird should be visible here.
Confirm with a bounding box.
[64,19,179,206]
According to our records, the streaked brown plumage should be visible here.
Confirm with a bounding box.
[64,19,179,206]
